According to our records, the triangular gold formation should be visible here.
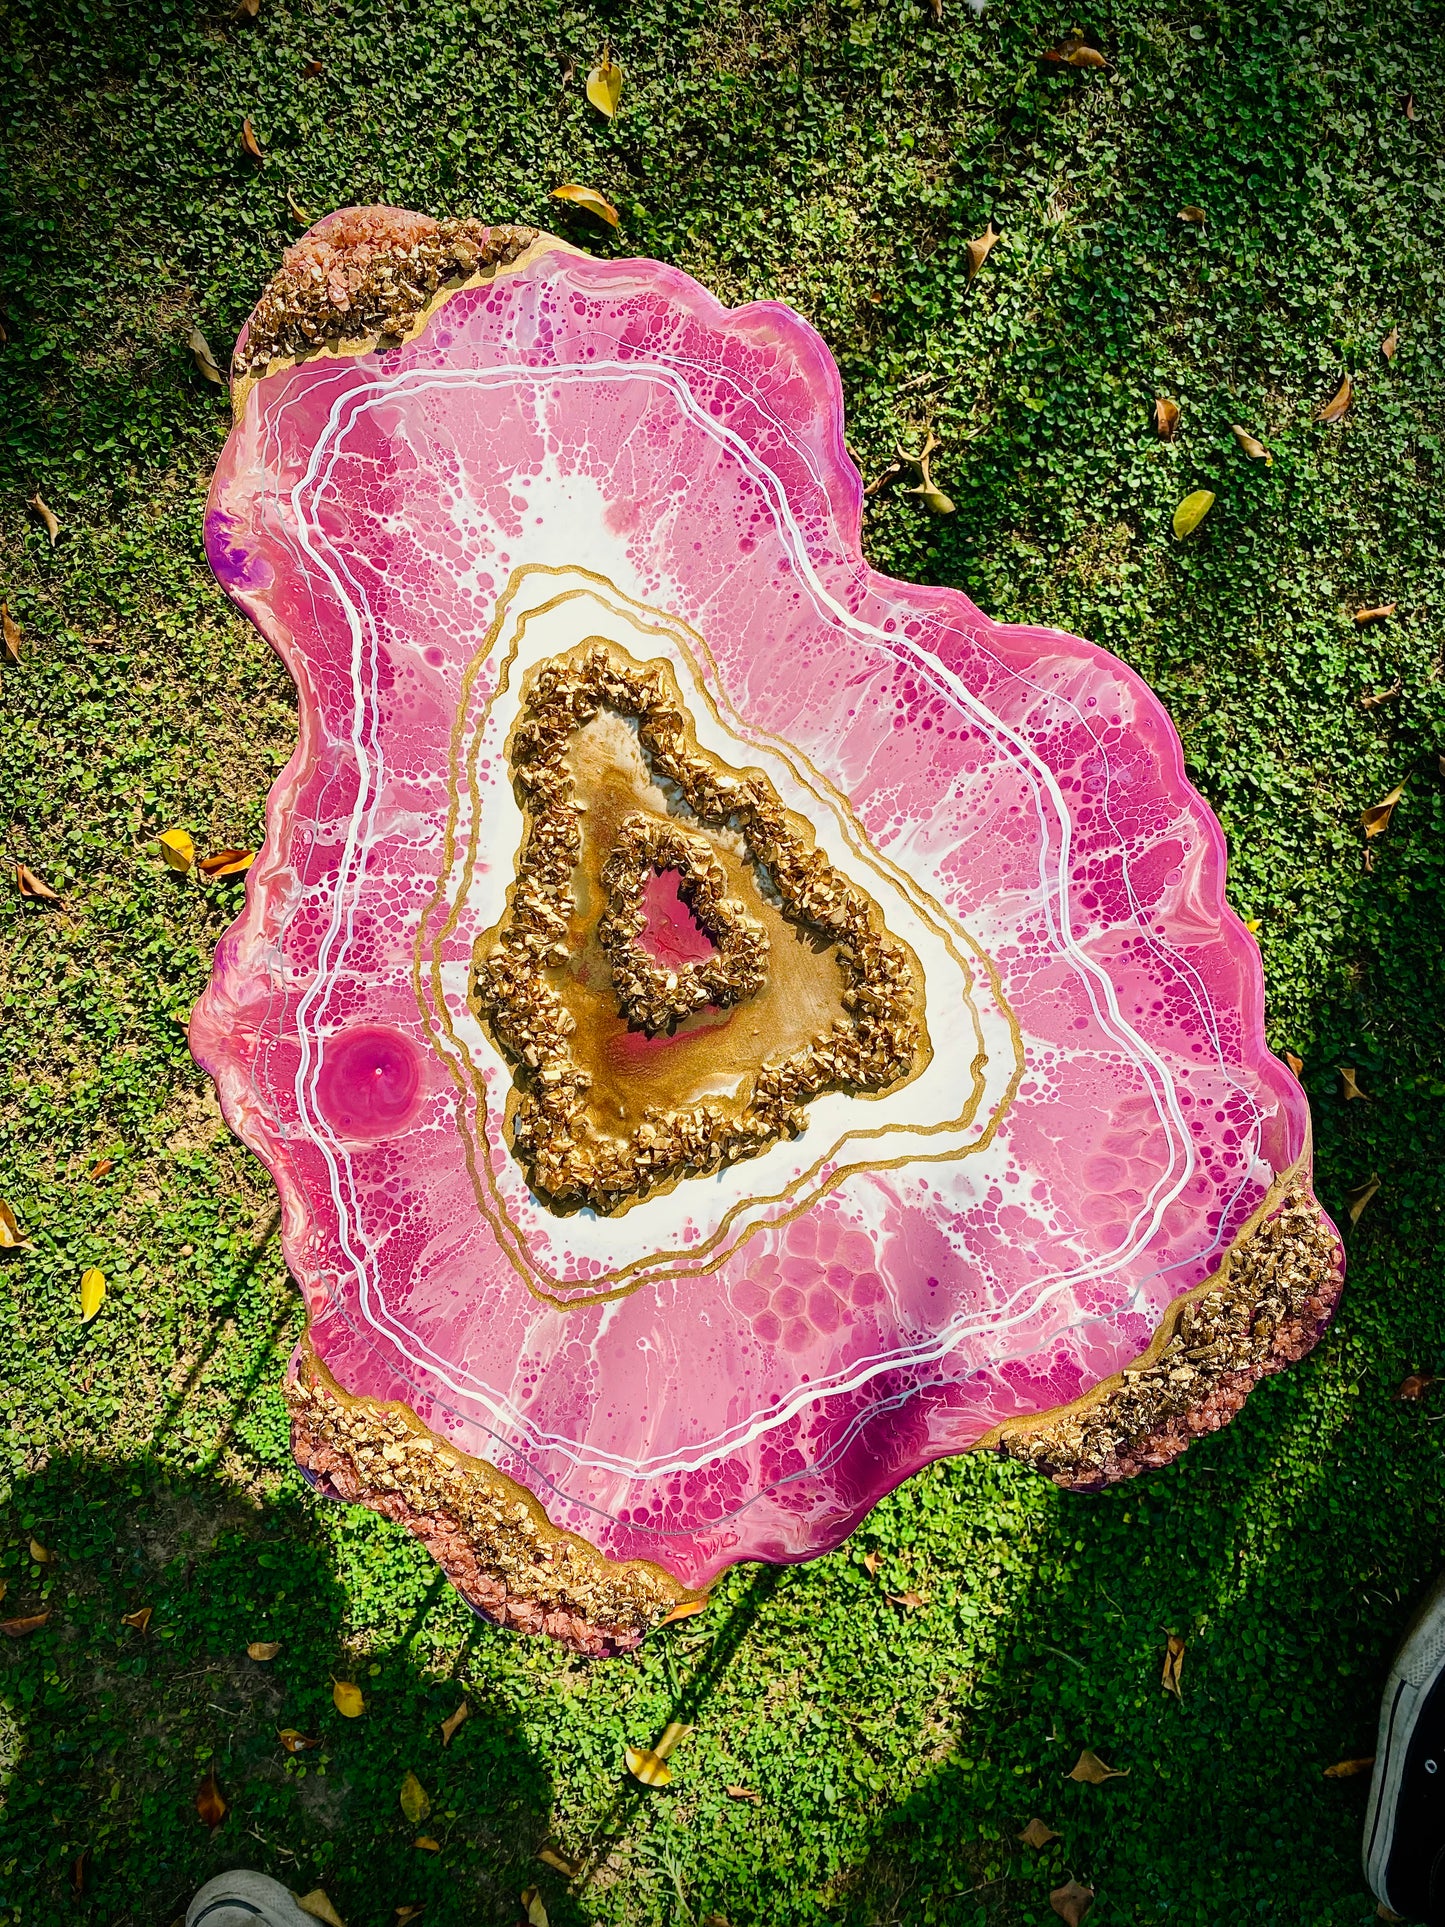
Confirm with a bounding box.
[471,642,925,1215]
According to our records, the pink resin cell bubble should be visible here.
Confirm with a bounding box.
[191,209,1342,1655]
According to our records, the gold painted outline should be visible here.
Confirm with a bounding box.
[410,566,1025,1308]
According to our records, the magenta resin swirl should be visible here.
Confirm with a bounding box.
[192,209,1342,1654]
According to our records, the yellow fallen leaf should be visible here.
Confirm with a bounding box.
[31,494,60,544]
[440,1701,469,1746]
[0,1611,51,1637]
[1231,424,1272,464]
[298,1893,345,1927]
[1161,1633,1185,1701]
[657,1596,708,1626]
[538,1847,580,1876]
[1019,1816,1060,1847]
[1042,33,1107,67]
[625,1744,672,1787]
[29,1540,52,1564]
[1339,1066,1371,1102]
[586,51,623,118]
[158,828,195,872]
[400,1770,431,1823]
[1362,782,1405,837]
[199,847,256,878]
[80,1268,106,1324]
[1172,489,1215,538]
[1065,1748,1128,1783]
[414,1837,441,1851]
[1051,1879,1095,1926]
[195,1768,227,1828]
[247,1639,281,1660]
[654,1720,693,1760]
[122,1607,153,1632]
[1346,1174,1380,1226]
[1177,205,1207,224]
[1318,374,1353,422]
[551,184,620,228]
[332,1678,364,1718]
[965,221,1002,280]
[395,1909,425,1926]
[1154,397,1180,440]
[287,187,314,227]
[0,1201,31,1250]
[1324,1755,1376,1779]
[1354,603,1397,626]
[188,327,224,385]
[521,1891,549,1927]
[1,601,21,663]
[1244,916,1262,934]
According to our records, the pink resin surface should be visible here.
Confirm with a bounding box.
[194,216,1332,1594]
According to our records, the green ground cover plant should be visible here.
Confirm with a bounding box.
[1,0,1442,1920]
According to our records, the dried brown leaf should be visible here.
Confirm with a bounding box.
[522,1890,549,1927]
[396,1908,426,1924]
[199,847,256,878]
[1403,93,1416,120]
[298,1892,345,1927]
[1318,374,1353,422]
[965,221,1002,281]
[1050,1879,1095,1926]
[16,862,60,900]
[1019,1816,1061,1848]
[1178,205,1207,224]
[188,326,223,384]
[247,1639,281,1660]
[89,1157,114,1180]
[1362,782,1405,837]
[1346,1174,1381,1226]
[440,1701,469,1746]
[863,1550,881,1576]
[1397,1373,1435,1402]
[72,1850,88,1896]
[1284,1051,1304,1076]
[241,117,264,162]
[1231,424,1272,464]
[1360,677,1401,710]
[886,1589,926,1609]
[1354,603,1397,626]
[301,57,323,77]
[286,188,313,226]
[29,1539,51,1563]
[1154,397,1180,440]
[122,1607,153,1632]
[0,1612,50,1637]
[234,0,260,16]
[1381,327,1399,362]
[1043,34,1107,68]
[195,1769,227,1828]
[1161,1633,1186,1700]
[1339,1066,1371,1102]
[537,1848,580,1876]
[1324,1755,1375,1779]
[551,184,620,228]
[1,601,21,663]
[1066,1748,1128,1783]
[30,494,60,544]
[726,1784,762,1803]
[586,52,623,118]
[278,1728,319,1753]
[0,1201,31,1249]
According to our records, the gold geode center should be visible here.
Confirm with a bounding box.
[470,641,928,1214]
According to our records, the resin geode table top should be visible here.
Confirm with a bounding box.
[193,210,1341,1650]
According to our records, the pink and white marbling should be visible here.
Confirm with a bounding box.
[194,218,1331,1593]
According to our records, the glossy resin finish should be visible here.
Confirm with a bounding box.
[194,212,1338,1612]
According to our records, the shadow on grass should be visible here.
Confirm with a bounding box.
[0,1452,552,1927]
